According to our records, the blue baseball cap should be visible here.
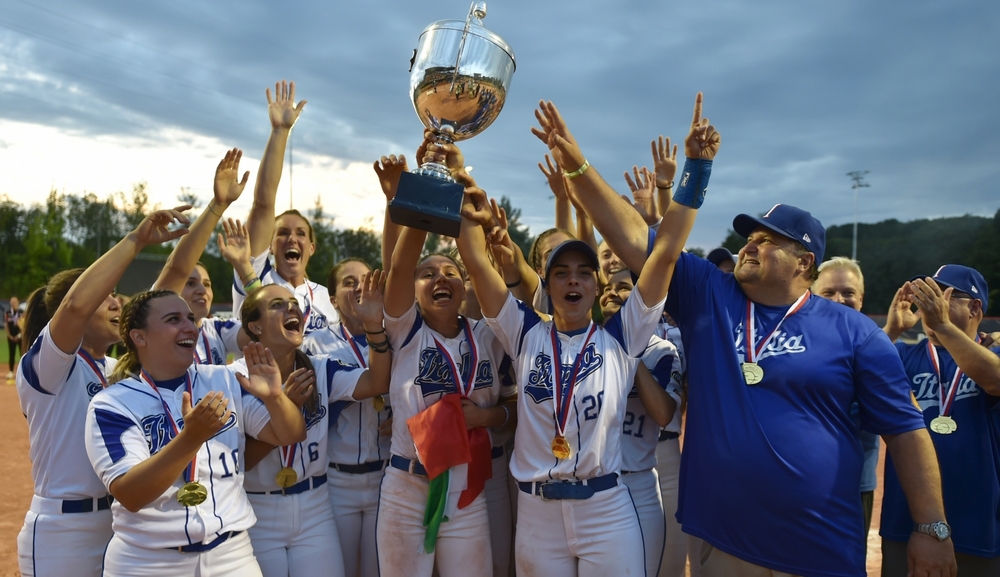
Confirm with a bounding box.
[545,240,600,281]
[911,264,989,311]
[733,204,826,263]
[706,247,736,266]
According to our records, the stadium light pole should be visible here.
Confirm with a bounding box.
[846,171,870,261]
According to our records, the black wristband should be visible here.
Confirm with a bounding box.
[505,278,522,288]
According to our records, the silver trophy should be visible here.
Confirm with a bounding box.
[389,2,516,237]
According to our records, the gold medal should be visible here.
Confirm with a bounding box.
[275,466,298,489]
[372,395,386,412]
[176,482,208,507]
[929,416,957,435]
[551,435,572,460]
[741,362,764,385]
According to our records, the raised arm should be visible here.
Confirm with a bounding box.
[651,136,679,218]
[531,101,649,272]
[155,149,249,293]
[374,155,409,273]
[384,224,426,318]
[623,166,660,227]
[909,278,1000,394]
[456,181,509,320]
[345,270,393,399]
[884,284,920,342]
[247,80,307,256]
[50,207,191,355]
[539,154,573,232]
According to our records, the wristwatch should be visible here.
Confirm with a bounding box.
[914,521,952,541]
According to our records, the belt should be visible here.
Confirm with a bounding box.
[171,531,241,553]
[491,446,504,459]
[61,495,114,514]
[329,460,387,475]
[389,455,427,477]
[246,474,327,496]
[658,430,680,442]
[517,473,619,501]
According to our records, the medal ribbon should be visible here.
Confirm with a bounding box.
[744,291,811,363]
[431,318,478,398]
[194,328,212,365]
[279,443,298,471]
[140,369,197,483]
[301,282,315,330]
[925,337,976,418]
[77,349,108,388]
[550,323,598,437]
[340,324,367,369]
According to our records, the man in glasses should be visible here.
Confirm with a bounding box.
[882,265,1000,576]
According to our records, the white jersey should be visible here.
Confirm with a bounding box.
[302,323,392,465]
[620,335,682,472]
[530,271,553,315]
[17,326,117,500]
[195,317,242,365]
[485,289,664,484]
[230,355,364,491]
[654,321,686,434]
[85,364,271,549]
[231,248,339,335]
[384,304,515,461]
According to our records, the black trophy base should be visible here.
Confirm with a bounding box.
[388,171,465,237]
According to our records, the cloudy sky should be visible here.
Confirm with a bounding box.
[1,0,998,250]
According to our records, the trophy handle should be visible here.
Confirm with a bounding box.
[450,2,488,93]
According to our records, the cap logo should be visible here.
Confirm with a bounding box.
[933,265,946,279]
[762,204,782,219]
[802,233,811,243]
[971,286,979,294]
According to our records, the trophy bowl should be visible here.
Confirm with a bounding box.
[389,2,516,237]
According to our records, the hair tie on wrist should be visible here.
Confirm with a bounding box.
[505,278,522,288]
[656,181,674,190]
[500,405,510,427]
[563,159,590,179]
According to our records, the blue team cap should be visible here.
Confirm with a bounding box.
[706,247,736,266]
[545,240,600,281]
[733,204,826,263]
[911,264,989,311]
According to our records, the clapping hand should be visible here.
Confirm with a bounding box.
[282,368,317,410]
[180,391,231,443]
[236,342,284,401]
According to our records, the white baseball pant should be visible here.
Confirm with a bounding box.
[485,448,512,577]
[655,437,687,577]
[247,482,344,577]
[327,466,384,577]
[621,468,665,577]
[17,496,113,577]
[102,530,262,576]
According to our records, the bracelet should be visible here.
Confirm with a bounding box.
[243,278,262,292]
[209,205,224,218]
[656,181,674,190]
[505,278,522,288]
[500,405,510,428]
[369,339,391,353]
[562,159,590,179]
[365,327,387,335]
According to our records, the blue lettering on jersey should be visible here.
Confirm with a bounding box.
[734,324,806,361]
[911,373,981,410]
[212,349,224,365]
[414,348,494,397]
[306,312,329,333]
[87,381,103,397]
[209,412,238,439]
[304,404,327,430]
[141,414,174,453]
[524,343,603,404]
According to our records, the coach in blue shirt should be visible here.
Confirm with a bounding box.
[882,265,1000,577]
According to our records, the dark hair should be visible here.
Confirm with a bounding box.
[20,268,85,353]
[275,209,315,244]
[240,286,318,414]
[111,290,176,383]
[326,258,371,291]
[528,228,576,272]
[416,252,466,280]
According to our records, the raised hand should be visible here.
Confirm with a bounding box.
[214,148,250,206]
[282,367,317,409]
[651,136,679,188]
[908,278,953,333]
[487,226,516,270]
[217,218,252,269]
[624,166,658,226]
[531,101,585,175]
[236,342,284,401]
[349,270,387,330]
[417,129,465,174]
[685,93,721,160]
[885,284,920,340]
[266,80,307,130]
[460,185,494,227]
[180,391,231,443]
[373,155,409,201]
[538,154,567,200]
[132,205,192,248]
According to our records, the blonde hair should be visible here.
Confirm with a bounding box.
[816,257,865,294]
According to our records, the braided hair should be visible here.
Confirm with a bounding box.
[528,228,576,273]
[110,290,176,383]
